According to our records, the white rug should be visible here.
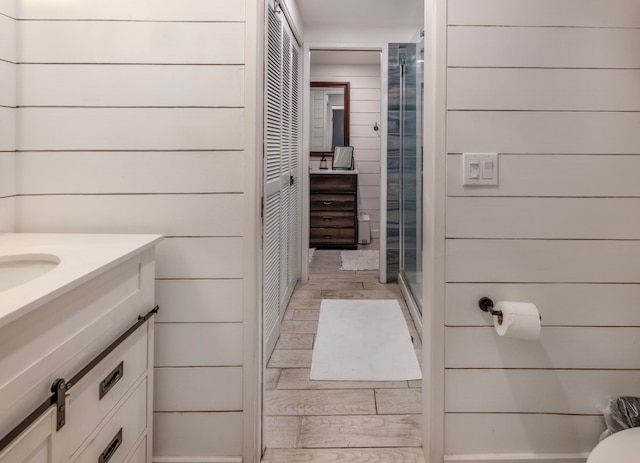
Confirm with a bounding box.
[340,250,379,271]
[310,299,422,381]
[308,248,316,263]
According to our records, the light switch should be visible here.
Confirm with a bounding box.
[462,153,498,186]
[482,160,494,179]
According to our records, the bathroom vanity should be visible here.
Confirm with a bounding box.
[0,233,163,463]
[309,170,358,249]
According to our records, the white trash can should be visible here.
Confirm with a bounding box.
[358,213,371,244]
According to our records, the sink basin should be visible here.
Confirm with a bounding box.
[0,254,60,292]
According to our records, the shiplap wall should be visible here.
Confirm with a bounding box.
[444,0,640,460]
[13,1,256,461]
[310,63,382,237]
[0,1,16,232]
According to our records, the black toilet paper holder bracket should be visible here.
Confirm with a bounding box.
[478,297,503,317]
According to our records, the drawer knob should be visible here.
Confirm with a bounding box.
[99,428,122,463]
[99,361,124,400]
[324,235,332,239]
[322,216,332,221]
[323,201,333,205]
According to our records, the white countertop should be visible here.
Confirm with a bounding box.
[310,169,359,174]
[0,233,163,329]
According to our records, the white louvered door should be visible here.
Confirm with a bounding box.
[264,6,301,361]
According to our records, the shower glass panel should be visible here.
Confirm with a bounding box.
[399,38,424,313]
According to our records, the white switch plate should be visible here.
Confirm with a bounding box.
[462,153,498,185]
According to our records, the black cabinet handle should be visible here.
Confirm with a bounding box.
[323,201,333,205]
[324,235,332,239]
[99,361,124,400]
[322,217,332,221]
[99,428,122,463]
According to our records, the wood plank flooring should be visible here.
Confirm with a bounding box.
[262,247,424,462]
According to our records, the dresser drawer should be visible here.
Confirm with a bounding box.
[310,211,355,228]
[310,174,357,191]
[126,435,147,463]
[310,194,355,212]
[73,377,147,463]
[66,325,148,455]
[310,228,356,244]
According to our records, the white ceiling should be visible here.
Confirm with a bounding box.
[296,0,423,28]
[311,50,381,66]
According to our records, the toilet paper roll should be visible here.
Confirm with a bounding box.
[494,301,541,340]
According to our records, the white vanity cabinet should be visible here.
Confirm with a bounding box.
[0,234,162,463]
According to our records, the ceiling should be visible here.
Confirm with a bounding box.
[296,0,423,28]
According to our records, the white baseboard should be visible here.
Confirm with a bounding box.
[153,457,242,463]
[444,453,589,463]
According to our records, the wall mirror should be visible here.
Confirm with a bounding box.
[309,82,350,157]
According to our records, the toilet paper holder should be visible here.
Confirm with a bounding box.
[478,297,502,317]
[478,297,542,321]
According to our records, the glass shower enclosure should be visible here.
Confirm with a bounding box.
[387,37,424,319]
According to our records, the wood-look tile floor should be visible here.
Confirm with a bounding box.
[262,246,425,463]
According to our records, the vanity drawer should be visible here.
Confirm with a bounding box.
[126,435,147,463]
[310,227,355,244]
[310,194,355,212]
[310,174,356,191]
[73,377,147,463]
[310,211,355,228]
[67,325,148,455]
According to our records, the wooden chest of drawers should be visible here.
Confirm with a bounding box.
[310,172,358,249]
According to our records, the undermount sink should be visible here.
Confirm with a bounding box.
[0,254,60,292]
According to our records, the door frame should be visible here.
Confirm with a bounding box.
[300,42,388,283]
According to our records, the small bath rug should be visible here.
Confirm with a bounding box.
[340,250,379,271]
[310,299,422,381]
[308,248,316,263]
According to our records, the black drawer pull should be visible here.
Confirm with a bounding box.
[322,201,333,205]
[99,428,122,463]
[322,216,332,221]
[324,235,332,239]
[99,361,124,400]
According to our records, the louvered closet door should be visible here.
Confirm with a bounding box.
[264,6,301,361]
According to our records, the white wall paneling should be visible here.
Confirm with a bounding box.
[17,108,244,151]
[448,68,640,111]
[311,62,382,236]
[0,61,15,106]
[154,367,243,411]
[155,237,243,279]
[447,197,640,239]
[443,1,640,459]
[0,107,15,152]
[16,151,244,195]
[154,323,243,367]
[15,194,243,236]
[12,0,258,460]
[447,154,640,198]
[0,0,17,18]
[0,152,14,197]
[153,412,243,458]
[447,283,640,327]
[448,111,640,155]
[19,65,245,107]
[0,197,13,232]
[445,414,603,456]
[448,0,640,28]
[446,326,640,369]
[448,27,640,69]
[0,14,16,62]
[446,369,640,414]
[19,22,245,64]
[155,280,243,323]
[447,240,640,283]
[19,0,244,21]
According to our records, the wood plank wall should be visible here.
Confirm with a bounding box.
[0,2,16,231]
[310,63,382,237]
[444,0,640,460]
[13,1,253,461]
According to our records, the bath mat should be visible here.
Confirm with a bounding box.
[310,299,422,381]
[340,250,379,271]
[308,248,316,263]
